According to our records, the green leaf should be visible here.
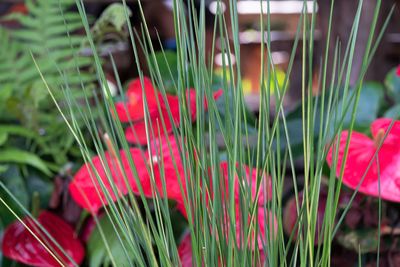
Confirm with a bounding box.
[26,172,53,209]
[0,165,9,174]
[385,67,400,103]
[0,166,28,244]
[276,118,319,159]
[383,104,400,119]
[88,215,133,267]
[0,132,7,146]
[0,166,29,210]
[0,85,13,102]
[0,125,43,142]
[337,82,384,131]
[336,229,380,253]
[150,51,179,94]
[0,149,52,176]
[30,81,49,107]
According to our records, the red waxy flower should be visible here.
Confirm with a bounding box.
[177,232,194,267]
[115,77,223,145]
[145,135,187,201]
[326,118,400,202]
[69,135,189,212]
[1,211,84,267]
[219,161,272,205]
[396,65,400,77]
[69,148,150,213]
[114,77,160,122]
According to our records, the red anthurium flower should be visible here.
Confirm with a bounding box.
[177,232,194,267]
[396,65,400,77]
[124,89,223,145]
[124,106,179,145]
[70,135,189,212]
[145,135,188,202]
[69,148,150,213]
[219,162,272,205]
[115,77,223,145]
[230,206,278,250]
[114,77,160,122]
[1,211,84,267]
[326,118,400,202]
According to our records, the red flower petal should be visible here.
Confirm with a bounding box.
[370,118,400,145]
[219,161,272,205]
[326,118,400,202]
[124,107,178,145]
[2,211,84,267]
[396,65,400,77]
[230,206,278,250]
[146,135,187,201]
[185,89,224,120]
[70,135,189,212]
[178,233,194,267]
[123,87,224,145]
[69,148,150,213]
[115,77,162,123]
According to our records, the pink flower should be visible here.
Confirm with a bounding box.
[69,135,189,213]
[114,77,223,145]
[326,118,400,202]
[69,148,150,213]
[218,161,272,205]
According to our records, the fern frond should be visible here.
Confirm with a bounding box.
[8,0,94,95]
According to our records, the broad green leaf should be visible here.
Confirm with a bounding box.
[383,104,400,119]
[336,229,380,253]
[276,118,319,159]
[150,51,179,93]
[26,172,53,209]
[87,215,133,267]
[0,149,52,176]
[337,82,384,131]
[0,166,29,210]
[0,85,13,102]
[0,165,9,174]
[385,68,400,103]
[0,132,7,146]
[0,166,28,244]
[0,125,43,142]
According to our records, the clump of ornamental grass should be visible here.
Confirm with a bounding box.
[0,0,396,266]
